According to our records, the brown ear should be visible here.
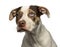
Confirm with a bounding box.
[9,7,21,21]
[9,9,17,21]
[39,6,50,18]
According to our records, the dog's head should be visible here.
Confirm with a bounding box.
[9,5,50,32]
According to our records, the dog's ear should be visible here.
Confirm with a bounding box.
[9,9,17,21]
[9,7,21,21]
[38,6,50,18]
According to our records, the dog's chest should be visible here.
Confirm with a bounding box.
[21,33,42,47]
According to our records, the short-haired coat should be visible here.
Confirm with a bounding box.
[9,5,57,47]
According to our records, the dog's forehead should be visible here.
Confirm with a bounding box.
[20,6,38,13]
[20,6,29,15]
[21,6,29,11]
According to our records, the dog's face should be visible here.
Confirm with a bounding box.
[9,5,50,32]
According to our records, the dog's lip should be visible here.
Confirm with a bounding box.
[17,26,28,32]
[20,26,27,30]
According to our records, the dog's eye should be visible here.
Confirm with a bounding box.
[28,13,35,17]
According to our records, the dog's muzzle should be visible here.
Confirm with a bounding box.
[18,20,26,27]
[17,20,27,32]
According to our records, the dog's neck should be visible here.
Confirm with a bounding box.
[25,20,43,45]
[33,21,42,35]
[26,20,43,36]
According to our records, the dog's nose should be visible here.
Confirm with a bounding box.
[18,20,26,27]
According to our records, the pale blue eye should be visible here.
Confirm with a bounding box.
[29,13,35,16]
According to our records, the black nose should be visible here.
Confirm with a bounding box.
[18,20,26,27]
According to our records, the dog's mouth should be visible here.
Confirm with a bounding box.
[17,26,29,32]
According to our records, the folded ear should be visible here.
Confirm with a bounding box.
[38,6,50,18]
[9,7,21,21]
[9,9,17,21]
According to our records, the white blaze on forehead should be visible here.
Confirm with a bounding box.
[21,6,29,11]
[19,6,35,31]
[20,6,29,20]
[21,6,29,14]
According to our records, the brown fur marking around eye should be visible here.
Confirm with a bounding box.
[15,7,23,23]
[16,11,23,23]
[29,6,43,17]
[28,8,40,24]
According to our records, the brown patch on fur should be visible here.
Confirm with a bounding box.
[29,5,50,24]
[29,6,43,24]
[28,8,40,24]
[29,9,36,13]
[29,6,43,17]
[16,11,23,23]
[28,9,36,21]
[34,16,40,24]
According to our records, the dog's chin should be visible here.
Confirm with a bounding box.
[17,27,30,32]
[17,29,29,32]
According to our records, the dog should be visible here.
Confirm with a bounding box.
[9,5,57,47]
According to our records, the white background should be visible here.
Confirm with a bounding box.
[0,0,60,47]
